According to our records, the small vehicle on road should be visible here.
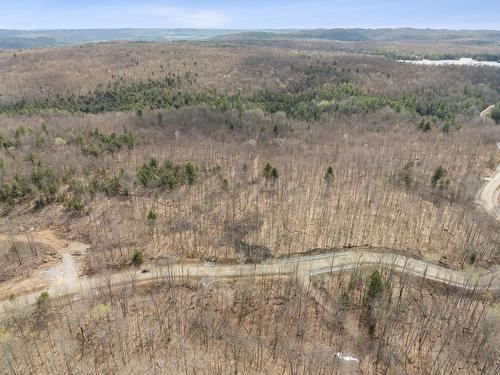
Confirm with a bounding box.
[71,250,85,256]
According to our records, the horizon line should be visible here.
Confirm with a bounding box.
[2,27,500,32]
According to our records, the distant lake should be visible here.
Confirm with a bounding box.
[399,57,500,68]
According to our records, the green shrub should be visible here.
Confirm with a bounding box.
[90,170,128,197]
[417,119,432,132]
[24,152,36,164]
[14,126,32,139]
[185,162,198,185]
[147,210,157,221]
[37,291,49,303]
[263,163,279,181]
[0,159,7,175]
[66,196,84,212]
[138,159,198,189]
[82,129,137,157]
[132,250,145,267]
[368,320,376,337]
[0,176,33,202]
[82,144,100,157]
[364,270,383,303]
[271,168,279,180]
[263,163,273,178]
[32,164,60,196]
[431,165,449,189]
[340,291,351,308]
[399,161,414,187]
[137,160,158,187]
[35,291,51,326]
[491,105,500,124]
[324,166,334,182]
[0,133,14,149]
[35,138,45,148]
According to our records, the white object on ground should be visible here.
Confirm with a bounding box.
[399,58,500,68]
[335,352,359,363]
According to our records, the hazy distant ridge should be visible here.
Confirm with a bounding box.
[1,28,500,49]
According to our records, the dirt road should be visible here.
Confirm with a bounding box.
[480,105,495,120]
[477,142,500,219]
[1,249,498,314]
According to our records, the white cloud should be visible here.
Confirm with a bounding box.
[137,6,230,28]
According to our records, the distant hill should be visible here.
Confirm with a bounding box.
[0,36,58,49]
[1,28,499,50]
[0,29,241,49]
[215,28,500,44]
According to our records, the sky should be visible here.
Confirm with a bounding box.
[1,0,499,30]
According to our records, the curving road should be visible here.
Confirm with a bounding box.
[1,117,500,315]
[477,142,500,220]
[1,249,499,314]
[480,105,495,120]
